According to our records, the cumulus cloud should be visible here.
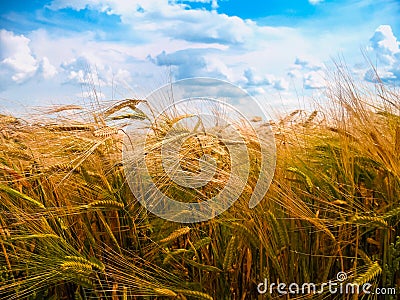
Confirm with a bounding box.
[3,0,398,109]
[365,25,400,82]
[153,49,207,79]
[40,57,58,79]
[303,71,326,89]
[42,0,333,95]
[61,56,132,87]
[0,29,59,88]
[273,78,289,91]
[294,57,324,71]
[287,57,326,89]
[167,13,255,45]
[151,48,230,79]
[244,68,274,86]
[48,0,257,45]
[369,25,400,64]
[60,57,87,84]
[0,29,39,83]
[243,68,289,91]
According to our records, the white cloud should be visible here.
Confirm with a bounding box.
[150,48,247,83]
[309,0,323,5]
[61,55,133,88]
[0,29,38,83]
[365,25,400,82]
[48,0,257,45]
[45,0,301,50]
[2,0,399,112]
[243,68,289,91]
[40,57,58,79]
[43,0,344,90]
[288,57,326,89]
[287,69,302,79]
[368,25,400,64]
[303,70,326,89]
[178,0,219,10]
[273,78,289,91]
[0,29,59,86]
[47,0,109,12]
[294,57,324,71]
[204,56,233,80]
[244,68,274,86]
[153,49,209,78]
[364,68,395,82]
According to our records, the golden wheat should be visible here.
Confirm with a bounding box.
[86,200,124,210]
[159,226,191,244]
[222,235,236,271]
[174,289,214,300]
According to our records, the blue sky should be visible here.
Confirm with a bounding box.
[1,0,399,114]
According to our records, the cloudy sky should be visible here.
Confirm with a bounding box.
[1,0,399,114]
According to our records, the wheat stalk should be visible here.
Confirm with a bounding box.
[60,261,93,273]
[0,184,45,209]
[87,200,124,210]
[159,227,191,244]
[286,167,313,192]
[104,99,146,117]
[93,126,120,137]
[64,255,105,272]
[223,235,236,271]
[352,261,382,285]
[154,288,177,297]
[350,215,388,228]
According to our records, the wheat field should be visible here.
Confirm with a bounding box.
[0,68,399,299]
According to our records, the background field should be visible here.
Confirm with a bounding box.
[0,68,399,299]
